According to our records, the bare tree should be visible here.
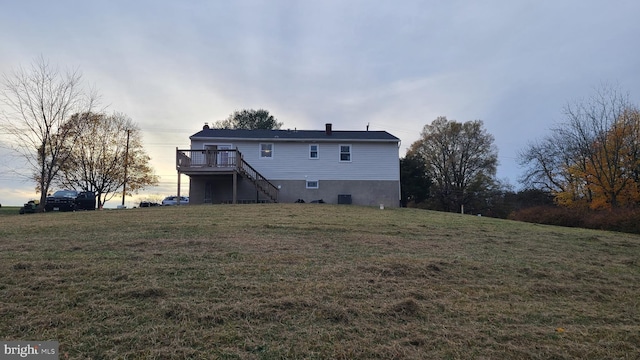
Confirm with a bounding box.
[0,57,97,209]
[412,116,498,212]
[55,112,158,208]
[518,132,576,194]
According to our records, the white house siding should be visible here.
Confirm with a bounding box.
[192,140,400,182]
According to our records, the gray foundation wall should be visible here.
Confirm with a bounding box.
[273,179,399,208]
[188,175,400,208]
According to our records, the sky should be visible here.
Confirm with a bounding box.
[1,0,640,207]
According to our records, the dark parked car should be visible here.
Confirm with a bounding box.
[45,190,96,212]
[139,201,160,207]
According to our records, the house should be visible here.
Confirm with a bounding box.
[175,123,401,207]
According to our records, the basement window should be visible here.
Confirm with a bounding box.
[306,180,319,189]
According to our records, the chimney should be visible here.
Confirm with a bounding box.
[203,122,210,130]
[325,123,332,135]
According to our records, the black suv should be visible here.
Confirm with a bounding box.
[45,190,96,212]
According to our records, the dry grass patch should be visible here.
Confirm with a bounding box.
[1,204,639,359]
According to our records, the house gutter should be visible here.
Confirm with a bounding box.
[188,136,400,143]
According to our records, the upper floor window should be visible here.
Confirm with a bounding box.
[339,144,351,162]
[260,143,273,158]
[309,144,319,159]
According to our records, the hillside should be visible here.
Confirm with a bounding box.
[1,204,638,359]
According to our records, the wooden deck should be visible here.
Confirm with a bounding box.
[176,149,237,173]
[176,149,279,203]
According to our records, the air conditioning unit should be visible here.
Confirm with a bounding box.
[338,194,352,204]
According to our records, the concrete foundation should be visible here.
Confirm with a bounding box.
[189,175,400,208]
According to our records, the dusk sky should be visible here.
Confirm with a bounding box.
[1,0,640,207]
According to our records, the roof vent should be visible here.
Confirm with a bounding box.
[203,122,210,130]
[325,123,332,135]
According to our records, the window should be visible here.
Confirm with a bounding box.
[339,144,351,162]
[309,144,319,159]
[306,180,319,189]
[260,143,273,158]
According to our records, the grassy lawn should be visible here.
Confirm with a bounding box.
[1,204,638,359]
[0,206,22,216]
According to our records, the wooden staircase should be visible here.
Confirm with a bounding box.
[237,155,279,203]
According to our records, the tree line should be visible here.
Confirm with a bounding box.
[402,84,640,217]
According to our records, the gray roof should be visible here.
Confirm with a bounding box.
[190,128,400,142]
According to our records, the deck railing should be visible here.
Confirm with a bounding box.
[176,148,278,202]
[177,149,238,169]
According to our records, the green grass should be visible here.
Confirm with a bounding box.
[0,206,22,216]
[1,204,639,359]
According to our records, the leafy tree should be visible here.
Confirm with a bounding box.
[400,145,431,207]
[213,109,282,130]
[519,85,640,209]
[0,57,98,210]
[411,116,498,212]
[55,112,158,207]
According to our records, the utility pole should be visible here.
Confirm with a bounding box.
[121,129,130,207]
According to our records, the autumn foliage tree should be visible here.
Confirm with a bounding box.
[519,86,640,209]
[575,109,640,209]
[55,112,158,207]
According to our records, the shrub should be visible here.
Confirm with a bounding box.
[509,206,640,234]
